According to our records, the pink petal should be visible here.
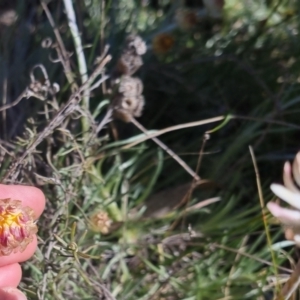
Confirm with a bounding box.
[270,184,300,210]
[292,152,300,187]
[283,162,299,193]
[267,202,300,226]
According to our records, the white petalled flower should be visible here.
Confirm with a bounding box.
[268,152,300,246]
[270,184,300,210]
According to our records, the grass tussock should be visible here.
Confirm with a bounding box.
[0,0,300,299]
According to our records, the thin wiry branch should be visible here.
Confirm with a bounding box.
[96,108,113,134]
[1,54,111,183]
[41,0,77,90]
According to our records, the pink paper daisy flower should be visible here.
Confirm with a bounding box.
[0,199,37,256]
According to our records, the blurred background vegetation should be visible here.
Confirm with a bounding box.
[0,0,300,299]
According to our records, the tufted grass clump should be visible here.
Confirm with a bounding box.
[0,0,300,299]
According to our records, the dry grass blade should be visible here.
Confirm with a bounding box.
[274,260,300,300]
[130,116,201,181]
[123,115,227,149]
[212,243,292,274]
[96,108,113,134]
[143,181,212,218]
[185,197,221,212]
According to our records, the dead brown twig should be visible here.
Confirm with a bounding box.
[41,0,77,90]
[0,89,27,112]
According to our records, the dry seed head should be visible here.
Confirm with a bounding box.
[131,95,145,117]
[0,9,18,27]
[116,53,143,76]
[113,35,146,77]
[112,94,145,123]
[0,199,37,256]
[125,35,147,56]
[118,76,143,97]
[89,210,112,235]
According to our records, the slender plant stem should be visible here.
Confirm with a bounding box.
[249,146,280,293]
[63,0,90,133]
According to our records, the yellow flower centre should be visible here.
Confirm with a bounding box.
[0,212,21,226]
[0,199,37,256]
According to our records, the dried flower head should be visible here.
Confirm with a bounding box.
[112,94,145,123]
[125,35,147,56]
[152,33,175,55]
[112,35,147,78]
[115,53,143,76]
[110,34,146,120]
[0,9,18,27]
[268,152,300,246]
[0,199,37,256]
[118,76,143,97]
[175,8,199,30]
[89,210,112,235]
